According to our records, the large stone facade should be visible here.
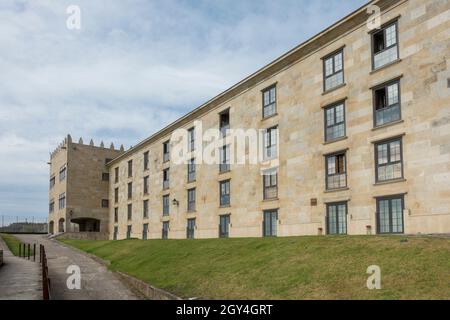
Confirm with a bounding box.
[49,0,450,240]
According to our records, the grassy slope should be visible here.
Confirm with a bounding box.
[0,233,23,256]
[60,236,450,300]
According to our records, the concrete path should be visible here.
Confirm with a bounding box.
[0,236,42,300]
[14,234,141,300]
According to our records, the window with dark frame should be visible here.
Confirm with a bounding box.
[144,151,149,171]
[114,187,119,203]
[220,180,230,206]
[142,223,148,240]
[375,138,403,182]
[324,102,346,142]
[49,176,55,189]
[114,167,119,183]
[126,225,132,239]
[219,215,230,238]
[101,199,109,208]
[263,210,278,237]
[143,176,149,195]
[102,172,109,181]
[219,145,230,173]
[188,158,196,182]
[263,126,278,160]
[163,168,170,190]
[127,182,132,199]
[49,200,55,213]
[186,218,196,239]
[373,79,401,127]
[59,165,66,181]
[128,160,133,177]
[219,109,230,137]
[372,21,399,70]
[114,207,118,223]
[326,152,347,190]
[263,170,278,200]
[143,200,149,219]
[377,195,404,234]
[113,226,118,240]
[326,202,347,235]
[163,195,170,216]
[188,127,195,152]
[163,141,170,162]
[323,49,344,92]
[127,204,132,220]
[187,188,196,212]
[262,85,276,118]
[58,193,66,209]
[162,221,169,239]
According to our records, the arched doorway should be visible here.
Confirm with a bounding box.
[58,218,65,233]
[49,221,54,234]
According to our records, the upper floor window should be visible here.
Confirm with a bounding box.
[219,109,230,137]
[220,180,230,207]
[373,79,401,127]
[372,21,399,70]
[326,152,347,190]
[262,85,276,118]
[49,176,55,189]
[188,127,195,152]
[163,168,170,190]
[114,167,119,183]
[58,193,66,209]
[324,102,346,142]
[114,207,118,223]
[263,127,278,160]
[187,188,196,212]
[263,169,278,200]
[375,138,403,182]
[101,199,109,208]
[143,200,149,219]
[127,182,132,199]
[127,204,132,220]
[219,145,230,173]
[163,141,170,162]
[187,158,196,182]
[143,176,149,195]
[163,195,170,216]
[323,49,344,92]
[59,165,66,182]
[114,187,119,203]
[49,200,55,213]
[144,151,149,171]
[128,160,133,177]
[102,172,109,181]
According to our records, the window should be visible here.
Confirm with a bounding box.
[187,218,196,239]
[372,21,399,70]
[49,176,55,189]
[219,145,230,173]
[220,180,230,206]
[114,207,118,223]
[126,225,132,239]
[113,226,118,240]
[163,195,170,216]
[188,127,195,152]
[324,102,346,142]
[58,193,66,209]
[163,168,170,190]
[326,152,347,190]
[143,176,149,195]
[163,141,170,162]
[128,160,133,177]
[114,188,119,203]
[101,199,109,208]
[323,49,344,91]
[326,202,347,235]
[59,165,66,181]
[263,210,278,237]
[162,221,169,240]
[263,127,278,160]
[219,109,230,137]
[219,215,230,238]
[263,170,278,200]
[187,188,196,212]
[143,151,149,171]
[262,85,276,118]
[114,167,119,183]
[142,223,148,240]
[373,80,401,127]
[128,182,132,199]
[377,195,404,234]
[127,204,132,220]
[102,172,109,181]
[143,200,149,219]
[49,200,55,213]
[187,158,196,182]
[375,138,403,182]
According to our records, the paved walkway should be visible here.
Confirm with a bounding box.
[0,236,42,300]
[14,234,140,300]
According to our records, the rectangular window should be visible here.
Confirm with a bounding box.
[219,109,230,137]
[49,200,55,213]
[128,160,133,177]
[102,172,109,181]
[373,80,401,127]
[142,223,148,240]
[49,176,55,189]
[220,180,230,206]
[113,226,118,240]
[114,188,119,203]
[187,158,196,182]
[323,49,344,91]
[326,152,347,190]
[126,225,132,239]
[163,195,170,216]
[162,221,169,240]
[219,145,230,173]
[187,218,196,239]
[375,138,403,182]
[262,85,276,118]
[143,200,149,219]
[143,151,149,171]
[219,215,230,238]
[101,199,109,208]
[58,193,66,209]
[263,210,278,237]
[127,204,132,221]
[128,182,132,199]
[59,165,66,182]
[372,21,399,70]
[115,167,119,183]
[143,176,149,195]
[163,168,170,190]
[377,195,404,234]
[326,202,347,235]
[188,127,195,152]
[187,188,196,212]
[263,169,278,200]
[263,127,278,160]
[324,102,346,142]
[114,207,118,223]
[163,141,170,162]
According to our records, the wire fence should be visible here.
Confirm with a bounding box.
[0,215,48,233]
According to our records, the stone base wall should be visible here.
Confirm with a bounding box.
[60,232,109,241]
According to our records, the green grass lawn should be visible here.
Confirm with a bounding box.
[60,235,450,300]
[0,233,27,256]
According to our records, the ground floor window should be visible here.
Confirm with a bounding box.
[263,210,278,237]
[377,195,404,234]
[326,202,347,235]
[187,218,196,239]
[162,221,169,240]
[126,225,132,239]
[113,226,118,240]
[142,223,148,240]
[219,215,230,238]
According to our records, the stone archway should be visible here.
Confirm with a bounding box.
[49,221,54,234]
[58,218,65,233]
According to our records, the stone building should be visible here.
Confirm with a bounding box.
[49,0,450,240]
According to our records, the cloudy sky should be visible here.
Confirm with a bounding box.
[0,0,367,220]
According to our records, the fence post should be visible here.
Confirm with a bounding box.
[33,244,36,261]
[19,243,21,257]
[28,244,30,260]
